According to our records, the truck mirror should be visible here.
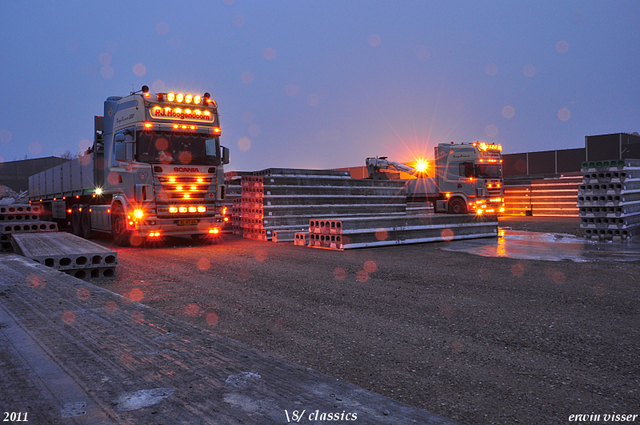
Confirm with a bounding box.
[115,134,125,143]
[222,146,230,165]
[115,141,134,162]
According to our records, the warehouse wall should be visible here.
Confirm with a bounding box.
[0,157,69,192]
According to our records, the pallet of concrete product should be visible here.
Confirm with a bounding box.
[0,203,42,222]
[252,168,351,177]
[11,232,117,280]
[1,221,59,234]
[578,158,640,240]
[294,232,309,246]
[308,214,499,250]
[272,229,308,243]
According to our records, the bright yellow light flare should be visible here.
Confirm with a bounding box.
[134,209,144,219]
[185,94,193,103]
[193,95,202,104]
[197,206,206,213]
[169,207,178,213]
[197,178,204,182]
[95,188,103,195]
[414,160,428,173]
[179,207,188,213]
[169,177,176,182]
[209,228,219,234]
[167,92,175,102]
[176,93,184,102]
[188,207,197,213]
[190,185,196,190]
[176,186,183,190]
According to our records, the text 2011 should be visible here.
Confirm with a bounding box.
[3,412,28,422]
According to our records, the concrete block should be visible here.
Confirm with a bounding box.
[1,221,58,234]
[11,232,117,271]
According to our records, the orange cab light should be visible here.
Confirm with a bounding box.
[194,95,202,104]
[488,184,492,188]
[179,207,188,213]
[107,209,111,213]
[144,122,153,128]
[176,186,183,190]
[167,92,175,101]
[169,207,178,213]
[128,221,134,226]
[197,206,206,213]
[169,177,176,182]
[76,195,80,199]
[445,193,451,198]
[79,207,83,212]
[222,207,228,215]
[188,207,197,213]
[67,209,72,214]
[190,185,196,190]
[224,217,229,222]
[209,228,220,234]
[183,194,190,198]
[479,159,484,162]
[197,178,204,182]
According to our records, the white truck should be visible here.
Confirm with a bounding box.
[366,142,504,214]
[29,86,230,246]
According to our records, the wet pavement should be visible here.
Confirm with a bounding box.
[442,228,640,262]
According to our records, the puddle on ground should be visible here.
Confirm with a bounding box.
[442,229,640,262]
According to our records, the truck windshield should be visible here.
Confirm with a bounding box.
[476,164,502,178]
[136,131,221,165]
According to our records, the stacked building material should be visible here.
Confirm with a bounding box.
[307,214,498,250]
[224,171,252,235]
[578,159,640,240]
[11,232,118,280]
[240,169,408,242]
[529,174,582,217]
[503,185,531,215]
[0,204,58,251]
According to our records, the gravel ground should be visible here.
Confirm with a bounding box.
[96,217,640,425]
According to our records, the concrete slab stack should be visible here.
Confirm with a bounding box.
[307,214,498,249]
[224,171,253,235]
[529,175,582,217]
[578,159,640,240]
[11,232,118,280]
[0,204,58,251]
[240,169,408,242]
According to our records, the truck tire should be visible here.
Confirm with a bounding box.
[448,197,467,214]
[80,209,92,239]
[111,204,130,246]
[71,209,82,236]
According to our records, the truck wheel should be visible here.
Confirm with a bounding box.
[448,197,468,214]
[80,209,92,239]
[71,209,82,236]
[111,205,130,246]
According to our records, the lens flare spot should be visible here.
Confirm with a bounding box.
[186,303,200,317]
[156,22,169,35]
[552,271,566,284]
[485,63,498,76]
[206,312,219,326]
[248,123,261,137]
[130,288,144,302]
[254,249,268,262]
[238,137,251,152]
[356,270,369,282]
[333,267,347,279]
[557,108,571,122]
[441,228,454,242]
[26,274,45,288]
[285,84,299,97]
[133,63,147,77]
[485,124,498,138]
[241,71,253,84]
[368,34,381,47]
[415,45,430,61]
[77,287,90,301]
[155,138,169,151]
[364,260,377,273]
[449,341,464,354]
[523,64,536,77]
[556,40,569,54]
[242,110,255,123]
[101,66,114,79]
[511,263,524,277]
[375,229,388,241]
[178,151,192,164]
[307,93,320,106]
[594,284,607,297]
[62,311,76,324]
[120,352,133,366]
[29,142,42,155]
[99,53,112,66]
[263,47,276,60]
[197,257,210,271]
[440,305,453,318]
[131,311,144,323]
[105,300,118,313]
[478,268,491,280]
[502,105,515,119]
[237,269,250,282]
[232,15,245,28]
[0,129,12,142]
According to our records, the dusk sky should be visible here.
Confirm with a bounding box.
[1,1,638,171]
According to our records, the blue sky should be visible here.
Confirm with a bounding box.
[0,1,638,171]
